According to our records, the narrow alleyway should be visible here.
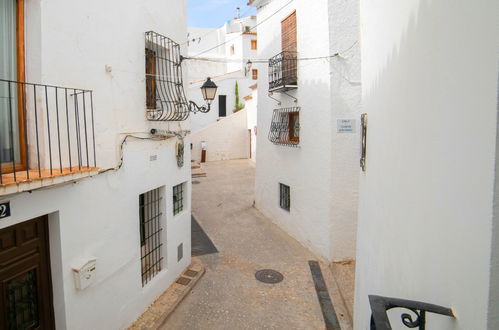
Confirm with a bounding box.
[162,160,334,329]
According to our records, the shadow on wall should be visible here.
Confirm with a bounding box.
[356,0,498,329]
[255,31,341,263]
[190,109,250,162]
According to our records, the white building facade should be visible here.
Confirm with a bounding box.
[355,0,499,329]
[250,0,361,262]
[187,16,261,134]
[0,0,195,329]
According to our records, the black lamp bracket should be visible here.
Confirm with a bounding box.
[188,100,211,114]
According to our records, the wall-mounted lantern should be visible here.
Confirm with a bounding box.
[189,77,218,114]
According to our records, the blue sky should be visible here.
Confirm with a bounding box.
[188,0,256,28]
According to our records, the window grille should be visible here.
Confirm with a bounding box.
[279,183,290,211]
[268,107,300,147]
[145,31,189,121]
[139,187,164,286]
[173,183,185,215]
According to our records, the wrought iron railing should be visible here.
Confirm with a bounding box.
[268,107,300,147]
[145,31,190,121]
[268,51,298,92]
[0,79,97,186]
[369,295,455,330]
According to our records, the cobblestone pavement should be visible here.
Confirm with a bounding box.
[162,160,326,330]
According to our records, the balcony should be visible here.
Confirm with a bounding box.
[0,79,98,194]
[268,51,298,93]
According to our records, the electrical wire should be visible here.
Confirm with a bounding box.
[181,4,257,47]
[184,41,358,64]
[99,134,168,174]
[191,0,295,58]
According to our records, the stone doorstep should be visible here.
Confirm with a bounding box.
[127,258,206,330]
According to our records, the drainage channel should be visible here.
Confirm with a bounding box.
[309,260,341,330]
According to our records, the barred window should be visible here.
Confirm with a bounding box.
[279,183,290,211]
[173,183,185,215]
[269,107,300,147]
[145,31,189,121]
[139,187,164,286]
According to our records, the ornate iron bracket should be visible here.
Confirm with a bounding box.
[369,295,455,330]
[188,101,211,114]
[282,91,298,103]
[268,92,281,105]
[360,113,367,171]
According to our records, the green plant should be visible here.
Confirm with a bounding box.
[234,81,245,112]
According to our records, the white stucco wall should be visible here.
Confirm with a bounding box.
[0,1,193,329]
[355,1,499,329]
[253,0,360,261]
[191,108,249,162]
[245,89,258,163]
[188,70,257,133]
[328,0,361,260]
[187,16,259,134]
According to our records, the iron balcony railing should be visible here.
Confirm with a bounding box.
[369,295,455,330]
[0,79,97,186]
[268,51,298,92]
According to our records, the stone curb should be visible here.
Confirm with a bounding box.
[127,258,206,330]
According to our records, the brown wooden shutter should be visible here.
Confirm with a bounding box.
[281,11,297,52]
[145,48,156,109]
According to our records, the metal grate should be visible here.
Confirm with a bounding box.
[279,183,290,211]
[145,31,189,121]
[173,183,185,215]
[139,187,164,286]
[269,107,300,147]
[268,51,298,92]
[6,269,39,329]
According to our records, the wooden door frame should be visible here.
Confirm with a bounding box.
[2,0,27,173]
[0,216,56,329]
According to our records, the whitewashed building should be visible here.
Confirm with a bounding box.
[249,0,361,262]
[355,0,499,329]
[187,16,260,134]
[0,0,205,329]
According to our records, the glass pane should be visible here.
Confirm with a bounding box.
[6,269,40,330]
[0,0,20,165]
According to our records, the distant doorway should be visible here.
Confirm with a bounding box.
[218,95,227,117]
[0,216,55,329]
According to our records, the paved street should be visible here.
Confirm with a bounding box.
[162,160,331,329]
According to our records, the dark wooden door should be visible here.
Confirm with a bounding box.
[0,216,55,329]
[218,95,227,117]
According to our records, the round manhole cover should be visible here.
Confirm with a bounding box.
[192,180,201,184]
[255,269,284,284]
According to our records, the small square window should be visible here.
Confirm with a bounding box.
[252,69,258,80]
[173,183,185,215]
[251,39,257,50]
[279,183,290,211]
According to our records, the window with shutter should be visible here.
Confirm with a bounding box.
[281,11,297,52]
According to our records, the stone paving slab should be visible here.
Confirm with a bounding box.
[127,259,205,330]
[162,160,345,330]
